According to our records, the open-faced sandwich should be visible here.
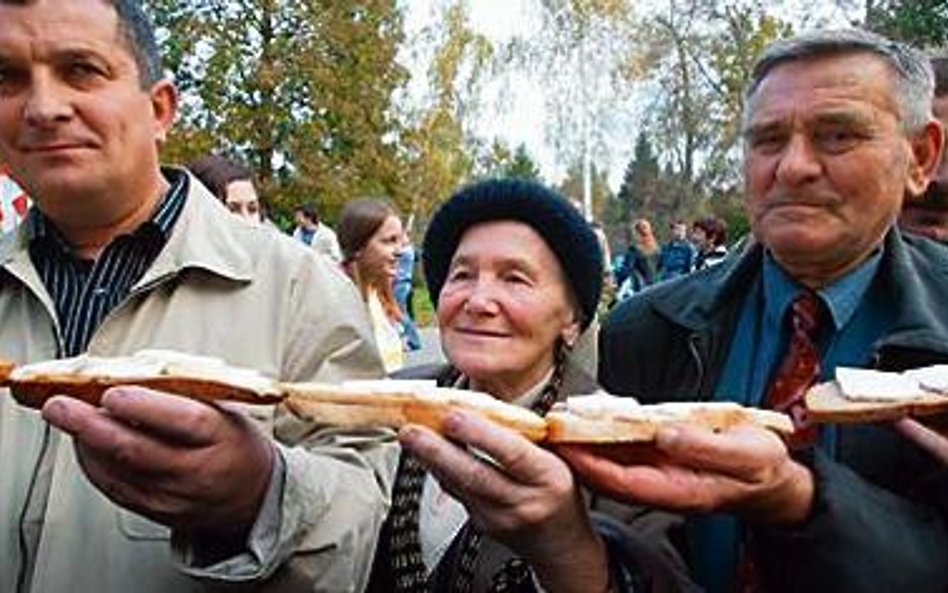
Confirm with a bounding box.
[805,366,948,423]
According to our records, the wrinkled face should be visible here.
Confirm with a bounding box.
[0,0,174,224]
[743,53,920,280]
[357,214,402,283]
[224,180,262,224]
[437,221,580,401]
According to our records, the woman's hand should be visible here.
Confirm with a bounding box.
[399,410,609,593]
[558,423,815,525]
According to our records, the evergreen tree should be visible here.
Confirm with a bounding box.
[505,144,541,180]
[865,0,948,47]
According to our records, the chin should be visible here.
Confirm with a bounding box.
[447,351,502,378]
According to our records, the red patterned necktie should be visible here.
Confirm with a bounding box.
[765,290,822,448]
[736,292,825,593]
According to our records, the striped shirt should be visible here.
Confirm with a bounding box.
[27,170,188,357]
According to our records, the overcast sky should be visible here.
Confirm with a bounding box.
[402,1,858,189]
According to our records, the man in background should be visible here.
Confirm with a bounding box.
[657,220,696,280]
[292,203,343,262]
[900,54,948,243]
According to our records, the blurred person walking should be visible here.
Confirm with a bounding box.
[293,203,342,262]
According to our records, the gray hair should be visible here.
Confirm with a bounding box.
[745,29,934,132]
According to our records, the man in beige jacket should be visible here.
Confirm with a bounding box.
[0,1,395,591]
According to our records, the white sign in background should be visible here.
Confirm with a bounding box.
[0,169,28,234]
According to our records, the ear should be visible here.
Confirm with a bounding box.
[149,80,179,146]
[905,119,944,198]
[561,319,581,349]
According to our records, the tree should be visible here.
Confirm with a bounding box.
[625,1,792,206]
[503,1,640,217]
[146,0,409,222]
[396,2,495,224]
[865,0,948,47]
[557,160,614,224]
[505,144,542,180]
[610,132,662,245]
[473,138,515,178]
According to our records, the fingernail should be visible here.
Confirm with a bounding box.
[399,425,421,447]
[41,398,70,428]
[443,411,465,435]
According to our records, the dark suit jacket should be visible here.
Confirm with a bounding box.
[599,230,948,593]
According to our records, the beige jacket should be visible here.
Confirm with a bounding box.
[0,173,398,593]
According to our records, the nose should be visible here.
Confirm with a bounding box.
[462,280,500,316]
[774,134,822,187]
[23,72,73,128]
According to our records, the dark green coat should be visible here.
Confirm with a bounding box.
[600,229,948,593]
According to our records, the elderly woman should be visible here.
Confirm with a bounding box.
[367,179,695,593]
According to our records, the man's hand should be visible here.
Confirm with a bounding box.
[557,424,814,525]
[895,417,948,465]
[42,386,275,536]
[400,410,609,593]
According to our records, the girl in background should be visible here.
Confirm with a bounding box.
[338,199,406,372]
[188,154,265,225]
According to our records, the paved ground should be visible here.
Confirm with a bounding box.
[405,325,445,367]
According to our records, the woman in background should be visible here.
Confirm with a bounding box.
[337,199,407,373]
[188,154,265,225]
[691,216,729,270]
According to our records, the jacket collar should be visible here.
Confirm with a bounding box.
[872,229,948,358]
[649,238,763,331]
[649,229,948,358]
[136,167,254,289]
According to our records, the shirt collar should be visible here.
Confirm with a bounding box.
[26,168,188,252]
[762,249,882,331]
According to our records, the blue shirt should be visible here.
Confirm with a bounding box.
[394,244,414,288]
[659,239,696,280]
[690,250,893,593]
[298,227,316,246]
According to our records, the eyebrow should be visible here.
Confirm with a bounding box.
[744,109,877,138]
[449,253,538,272]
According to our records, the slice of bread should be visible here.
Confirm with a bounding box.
[6,350,282,409]
[0,359,13,387]
[805,379,948,423]
[545,395,794,443]
[282,380,548,442]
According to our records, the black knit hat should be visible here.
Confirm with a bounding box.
[423,178,603,329]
